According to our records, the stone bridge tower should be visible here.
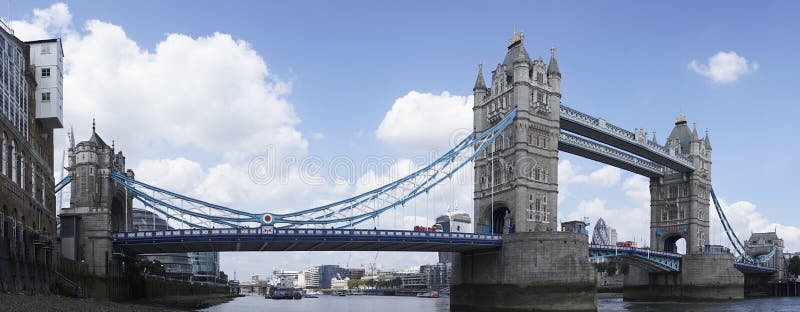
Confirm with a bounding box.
[625,117,744,301]
[650,116,712,254]
[471,32,560,235]
[451,32,596,312]
[59,124,133,276]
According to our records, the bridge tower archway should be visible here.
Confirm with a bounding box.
[110,195,126,233]
[490,205,512,235]
[663,235,686,254]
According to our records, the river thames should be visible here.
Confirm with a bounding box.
[202,294,800,311]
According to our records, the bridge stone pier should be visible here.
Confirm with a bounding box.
[59,126,134,276]
[451,33,596,311]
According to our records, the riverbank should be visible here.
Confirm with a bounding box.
[0,293,239,311]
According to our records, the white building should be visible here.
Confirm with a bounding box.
[331,277,349,290]
[26,39,63,129]
[303,266,320,289]
[609,228,618,245]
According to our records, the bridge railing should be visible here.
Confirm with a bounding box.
[560,105,694,168]
[113,228,503,241]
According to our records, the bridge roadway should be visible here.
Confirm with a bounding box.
[113,228,777,274]
[112,228,503,254]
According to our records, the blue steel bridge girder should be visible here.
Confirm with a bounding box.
[558,131,665,178]
[588,245,682,272]
[560,105,695,173]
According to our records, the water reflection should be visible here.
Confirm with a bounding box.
[203,294,800,312]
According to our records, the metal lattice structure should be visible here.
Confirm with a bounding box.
[710,187,778,267]
[55,108,518,230]
[588,245,682,272]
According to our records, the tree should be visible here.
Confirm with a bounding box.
[789,256,800,276]
[219,271,228,282]
[620,262,630,275]
[606,265,618,276]
[139,259,166,277]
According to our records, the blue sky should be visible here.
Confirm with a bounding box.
[9,1,800,276]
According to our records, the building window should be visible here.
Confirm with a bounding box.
[31,168,36,197]
[10,140,16,183]
[42,92,51,102]
[541,196,548,222]
[20,157,24,188]
[536,73,544,83]
[41,44,52,54]
[1,133,6,176]
[41,68,50,77]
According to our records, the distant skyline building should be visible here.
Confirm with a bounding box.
[132,208,193,280]
[318,264,350,289]
[131,208,220,283]
[304,266,320,288]
[592,218,617,245]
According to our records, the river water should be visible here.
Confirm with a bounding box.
[201,294,800,312]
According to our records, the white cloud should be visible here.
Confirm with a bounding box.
[622,175,650,202]
[376,91,473,152]
[557,159,621,204]
[14,4,307,162]
[709,198,800,253]
[688,51,758,83]
[10,3,72,41]
[133,158,205,195]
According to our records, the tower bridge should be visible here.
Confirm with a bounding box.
[54,31,783,311]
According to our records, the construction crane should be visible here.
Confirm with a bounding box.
[368,251,379,276]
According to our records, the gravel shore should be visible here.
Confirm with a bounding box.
[0,293,235,311]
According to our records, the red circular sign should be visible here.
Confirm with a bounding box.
[262,214,273,224]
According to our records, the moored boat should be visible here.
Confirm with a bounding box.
[304,289,321,298]
[416,290,440,298]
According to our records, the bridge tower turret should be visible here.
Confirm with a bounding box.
[452,31,596,311]
[547,46,561,94]
[473,63,488,134]
[59,123,133,277]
